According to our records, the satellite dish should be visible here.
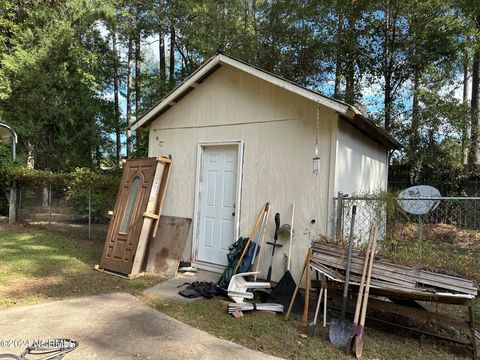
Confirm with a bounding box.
[398,185,441,215]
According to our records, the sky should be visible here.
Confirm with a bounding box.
[106,30,471,157]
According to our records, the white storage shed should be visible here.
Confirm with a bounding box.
[132,54,399,282]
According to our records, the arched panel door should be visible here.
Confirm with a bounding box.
[100,158,157,274]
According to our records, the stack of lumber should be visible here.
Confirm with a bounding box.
[228,303,284,314]
[311,243,478,298]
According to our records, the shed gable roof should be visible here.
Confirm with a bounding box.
[131,53,400,149]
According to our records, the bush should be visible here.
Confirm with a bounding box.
[0,161,121,223]
[65,186,116,223]
[64,168,120,223]
[0,143,16,216]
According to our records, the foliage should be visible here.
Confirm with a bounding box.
[1,163,120,222]
[0,142,16,214]
[65,168,121,223]
[0,0,114,171]
[0,0,480,187]
[0,142,15,183]
[65,188,115,224]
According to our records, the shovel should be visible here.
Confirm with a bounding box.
[348,225,377,358]
[329,205,357,348]
[346,225,375,355]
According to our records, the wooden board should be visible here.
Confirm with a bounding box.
[313,243,476,288]
[318,280,474,305]
[311,243,478,296]
[146,216,192,277]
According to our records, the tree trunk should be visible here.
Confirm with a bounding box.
[243,0,249,41]
[409,69,421,184]
[159,34,166,81]
[135,35,141,116]
[462,54,469,165]
[42,187,49,209]
[383,5,394,131]
[126,36,133,158]
[333,10,343,100]
[384,70,393,131]
[252,0,259,62]
[410,69,420,154]
[344,8,356,105]
[169,25,175,86]
[26,142,34,169]
[96,144,101,169]
[112,29,121,165]
[468,16,480,166]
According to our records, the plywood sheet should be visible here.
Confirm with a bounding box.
[146,216,192,277]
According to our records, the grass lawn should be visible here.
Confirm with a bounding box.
[0,224,165,309]
[149,296,473,360]
[0,223,477,359]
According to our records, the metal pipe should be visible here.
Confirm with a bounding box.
[335,191,343,241]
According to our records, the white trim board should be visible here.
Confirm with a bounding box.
[191,140,244,266]
[192,261,225,274]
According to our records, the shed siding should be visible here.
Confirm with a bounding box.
[148,65,337,283]
[334,120,388,196]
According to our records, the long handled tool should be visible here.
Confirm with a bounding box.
[253,204,272,281]
[266,213,282,282]
[329,205,357,348]
[309,273,327,335]
[285,247,312,320]
[272,203,296,297]
[346,225,376,355]
[301,246,311,324]
[234,203,269,274]
[351,225,377,359]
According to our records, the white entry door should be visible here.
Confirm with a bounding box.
[197,145,238,266]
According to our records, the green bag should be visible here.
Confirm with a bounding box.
[217,237,249,288]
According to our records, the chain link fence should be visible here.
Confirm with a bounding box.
[333,193,480,243]
[14,182,116,241]
[331,192,480,281]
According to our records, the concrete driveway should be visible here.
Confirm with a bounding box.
[0,293,280,359]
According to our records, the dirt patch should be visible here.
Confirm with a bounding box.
[395,223,480,248]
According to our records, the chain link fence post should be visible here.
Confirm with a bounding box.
[335,191,344,242]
